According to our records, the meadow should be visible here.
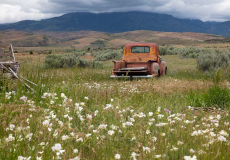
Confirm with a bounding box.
[0,48,230,160]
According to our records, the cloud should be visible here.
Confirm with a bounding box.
[1,0,230,23]
[0,1,59,23]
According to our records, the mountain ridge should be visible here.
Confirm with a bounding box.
[0,11,229,36]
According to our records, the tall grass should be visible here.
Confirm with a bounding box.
[0,53,230,160]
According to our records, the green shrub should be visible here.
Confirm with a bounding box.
[48,50,52,54]
[44,54,77,68]
[92,49,123,61]
[77,58,90,67]
[159,46,230,59]
[93,61,103,68]
[73,51,86,57]
[177,47,202,58]
[159,46,178,55]
[76,58,103,68]
[30,51,33,55]
[197,52,229,71]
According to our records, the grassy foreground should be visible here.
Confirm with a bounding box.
[0,54,230,160]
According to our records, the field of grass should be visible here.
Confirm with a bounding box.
[0,51,230,160]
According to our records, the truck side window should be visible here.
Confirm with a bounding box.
[131,46,150,53]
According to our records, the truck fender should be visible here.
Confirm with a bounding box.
[151,63,160,76]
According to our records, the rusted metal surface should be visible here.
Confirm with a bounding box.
[111,43,167,78]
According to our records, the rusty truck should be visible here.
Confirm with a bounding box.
[110,43,167,78]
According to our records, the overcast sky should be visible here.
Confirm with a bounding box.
[1,0,230,24]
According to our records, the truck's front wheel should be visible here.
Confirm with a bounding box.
[158,70,160,77]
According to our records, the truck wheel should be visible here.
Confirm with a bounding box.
[165,67,167,75]
[158,70,160,77]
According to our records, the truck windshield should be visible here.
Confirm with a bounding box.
[131,46,150,53]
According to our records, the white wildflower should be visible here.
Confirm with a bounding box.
[52,143,62,152]
[157,107,161,113]
[148,112,154,116]
[6,134,15,142]
[143,146,151,153]
[146,129,150,135]
[108,130,115,135]
[131,152,139,160]
[98,124,107,129]
[158,114,164,119]
[184,155,197,160]
[73,149,78,153]
[189,149,195,153]
[154,155,161,158]
[114,154,121,159]
[218,135,227,142]
[61,135,69,140]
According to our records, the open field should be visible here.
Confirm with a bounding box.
[1,49,230,159]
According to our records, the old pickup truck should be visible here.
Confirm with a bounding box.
[110,43,167,78]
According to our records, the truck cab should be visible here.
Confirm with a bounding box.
[111,43,167,78]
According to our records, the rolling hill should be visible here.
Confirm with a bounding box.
[0,30,224,48]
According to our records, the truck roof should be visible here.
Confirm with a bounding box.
[124,42,158,48]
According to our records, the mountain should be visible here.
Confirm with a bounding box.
[0,11,228,36]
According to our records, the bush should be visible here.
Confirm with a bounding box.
[77,58,90,68]
[93,61,103,68]
[92,49,123,61]
[44,53,103,69]
[197,52,229,71]
[76,58,103,68]
[44,54,77,68]
[73,51,86,57]
[30,51,33,55]
[177,47,202,58]
[159,46,178,55]
[159,46,230,59]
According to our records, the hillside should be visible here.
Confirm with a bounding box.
[0,30,224,48]
[0,11,226,35]
[0,30,57,47]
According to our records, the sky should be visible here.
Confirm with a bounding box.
[1,0,230,24]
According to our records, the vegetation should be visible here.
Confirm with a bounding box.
[44,51,103,69]
[1,47,230,160]
[160,46,230,71]
[44,54,77,68]
[92,49,123,61]
[197,52,229,71]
